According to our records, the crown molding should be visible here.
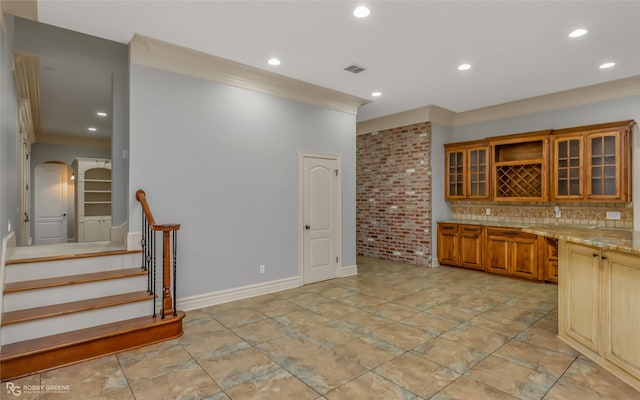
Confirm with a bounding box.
[130,34,369,115]
[1,0,37,21]
[36,132,111,149]
[356,104,455,135]
[452,75,640,127]
[13,52,41,134]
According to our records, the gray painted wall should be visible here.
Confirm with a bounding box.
[129,64,357,299]
[1,16,19,245]
[449,95,640,230]
[430,123,453,261]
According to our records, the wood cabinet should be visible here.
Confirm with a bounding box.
[541,237,558,282]
[73,158,112,242]
[558,241,640,391]
[490,131,550,202]
[551,120,634,202]
[437,223,482,270]
[444,141,489,200]
[485,227,539,280]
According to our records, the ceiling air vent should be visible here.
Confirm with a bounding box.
[344,64,366,74]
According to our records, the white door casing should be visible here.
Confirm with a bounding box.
[300,153,340,284]
[34,163,68,245]
[20,135,31,246]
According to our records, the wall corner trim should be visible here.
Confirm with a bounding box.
[129,34,369,115]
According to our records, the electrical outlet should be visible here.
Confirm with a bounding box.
[554,206,561,218]
[606,211,621,220]
[7,221,11,232]
[259,264,265,274]
[485,208,491,216]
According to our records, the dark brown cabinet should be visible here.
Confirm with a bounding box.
[485,228,539,280]
[437,223,482,270]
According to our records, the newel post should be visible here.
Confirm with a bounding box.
[162,230,174,317]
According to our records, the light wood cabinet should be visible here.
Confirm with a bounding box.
[437,223,482,270]
[551,120,634,202]
[542,237,558,282]
[73,158,112,242]
[444,142,489,200]
[485,227,539,280]
[558,240,640,391]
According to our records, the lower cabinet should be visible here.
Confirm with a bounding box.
[542,237,559,282]
[485,228,539,280]
[558,240,640,391]
[437,223,483,270]
[79,216,112,242]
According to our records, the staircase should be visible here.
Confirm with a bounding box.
[0,247,185,380]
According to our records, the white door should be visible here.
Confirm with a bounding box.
[34,163,68,245]
[20,137,31,245]
[302,155,339,284]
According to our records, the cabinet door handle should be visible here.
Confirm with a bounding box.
[502,231,518,235]
[463,228,478,231]
[601,256,608,260]
[593,253,599,258]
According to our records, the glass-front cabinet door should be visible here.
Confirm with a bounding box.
[586,132,620,199]
[445,149,465,199]
[468,147,489,199]
[553,136,583,199]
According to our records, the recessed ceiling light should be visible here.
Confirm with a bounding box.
[569,28,588,38]
[371,91,382,97]
[267,58,281,66]
[96,112,107,117]
[353,6,370,18]
[458,63,471,71]
[599,62,616,69]
[88,127,97,132]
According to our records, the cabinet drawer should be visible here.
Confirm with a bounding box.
[439,223,459,231]
[460,225,481,235]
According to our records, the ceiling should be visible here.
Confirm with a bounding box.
[27,1,640,125]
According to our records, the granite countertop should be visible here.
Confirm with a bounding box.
[440,219,640,256]
[523,225,640,257]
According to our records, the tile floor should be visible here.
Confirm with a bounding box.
[7,256,640,399]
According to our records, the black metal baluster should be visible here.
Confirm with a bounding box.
[161,234,166,320]
[152,228,157,318]
[172,230,177,316]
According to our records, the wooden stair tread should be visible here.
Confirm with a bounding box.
[6,249,142,265]
[1,291,154,326]
[4,268,147,293]
[0,312,185,360]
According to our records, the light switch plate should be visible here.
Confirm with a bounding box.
[606,211,621,220]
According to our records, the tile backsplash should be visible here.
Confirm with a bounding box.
[451,201,633,229]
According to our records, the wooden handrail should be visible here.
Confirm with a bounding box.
[135,189,180,319]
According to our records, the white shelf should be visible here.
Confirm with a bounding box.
[85,201,112,205]
[84,179,112,183]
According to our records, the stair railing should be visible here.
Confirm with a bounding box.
[136,190,180,319]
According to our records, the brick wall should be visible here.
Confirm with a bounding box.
[356,122,431,266]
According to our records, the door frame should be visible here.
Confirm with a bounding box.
[298,151,342,284]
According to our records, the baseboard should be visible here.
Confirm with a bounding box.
[126,231,142,251]
[177,276,301,311]
[111,221,128,243]
[339,264,358,277]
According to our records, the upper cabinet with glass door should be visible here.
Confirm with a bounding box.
[444,140,490,200]
[551,120,634,202]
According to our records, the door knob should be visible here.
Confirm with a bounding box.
[305,225,311,230]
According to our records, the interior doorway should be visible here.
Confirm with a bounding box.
[33,162,73,245]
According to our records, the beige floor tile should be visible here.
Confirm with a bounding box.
[213,307,268,329]
[493,340,576,378]
[423,302,480,322]
[332,309,394,334]
[304,300,362,319]
[399,311,462,336]
[288,292,333,307]
[515,325,580,357]
[465,355,557,399]
[412,336,488,373]
[431,376,519,400]
[325,371,419,400]
[441,323,510,355]
[335,334,404,369]
[128,359,221,400]
[256,334,330,365]
[317,285,359,299]
[118,341,193,384]
[181,325,250,360]
[370,321,435,350]
[297,320,362,347]
[441,291,508,314]
[231,318,289,344]
[363,302,418,321]
[273,309,331,330]
[285,350,368,394]
[198,347,280,390]
[40,356,130,400]
[374,353,459,398]
[225,368,319,400]
[339,293,387,307]
[247,299,308,317]
[552,356,640,399]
